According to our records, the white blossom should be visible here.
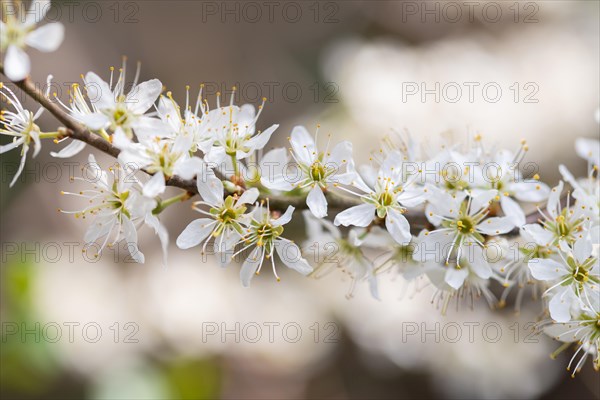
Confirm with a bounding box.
[176,169,259,259]
[414,189,515,267]
[543,297,599,376]
[200,90,278,164]
[334,150,426,245]
[68,62,165,138]
[262,126,355,218]
[522,181,588,248]
[0,0,64,81]
[529,235,599,322]
[232,203,311,286]
[0,81,43,186]
[59,154,168,264]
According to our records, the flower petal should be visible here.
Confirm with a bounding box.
[306,185,328,218]
[24,0,51,26]
[123,216,144,263]
[528,258,567,281]
[290,125,316,165]
[241,247,262,287]
[25,23,64,52]
[476,217,515,235]
[4,45,30,81]
[245,124,278,153]
[334,203,376,227]
[548,287,575,323]
[275,239,312,275]
[273,206,295,226]
[50,139,86,158]
[85,72,115,110]
[445,267,468,290]
[126,79,163,114]
[385,208,411,245]
[500,195,526,227]
[573,236,592,265]
[236,188,259,205]
[143,171,166,198]
[196,170,224,206]
[521,223,554,247]
[176,218,215,249]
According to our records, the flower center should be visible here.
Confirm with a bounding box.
[309,162,326,182]
[112,107,129,126]
[219,207,239,224]
[456,217,475,233]
[378,190,395,207]
[2,20,28,49]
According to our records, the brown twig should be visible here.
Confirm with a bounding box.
[1,66,545,231]
[0,66,364,212]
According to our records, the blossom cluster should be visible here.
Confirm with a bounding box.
[1,0,598,377]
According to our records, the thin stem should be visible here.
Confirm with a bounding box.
[230,154,240,177]
[38,131,63,139]
[153,191,194,214]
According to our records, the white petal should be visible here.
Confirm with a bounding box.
[145,214,169,267]
[445,267,468,290]
[157,95,182,132]
[385,208,411,245]
[412,229,455,263]
[575,138,600,166]
[573,236,592,264]
[327,141,352,169]
[85,72,115,110]
[511,181,550,203]
[50,139,86,158]
[273,206,295,226]
[470,250,493,279]
[290,125,316,165]
[0,139,23,154]
[174,156,204,180]
[332,171,355,185]
[143,172,166,198]
[133,116,169,139]
[205,146,227,164]
[259,147,289,173]
[521,223,554,247]
[4,45,30,81]
[126,79,163,114]
[261,174,295,191]
[123,216,144,263]
[547,181,564,218]
[275,239,312,275]
[24,0,51,26]
[333,204,376,227]
[245,124,278,153]
[476,217,515,235]
[548,288,575,323]
[306,185,328,218]
[528,258,567,281]
[78,113,110,131]
[196,170,224,206]
[9,153,27,187]
[236,188,259,205]
[500,196,526,227]
[470,189,497,213]
[368,271,380,300]
[240,247,262,287]
[25,23,64,52]
[176,218,215,249]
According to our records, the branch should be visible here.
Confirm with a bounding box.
[0,66,545,231]
[0,67,363,211]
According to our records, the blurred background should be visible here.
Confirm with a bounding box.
[1,0,599,399]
